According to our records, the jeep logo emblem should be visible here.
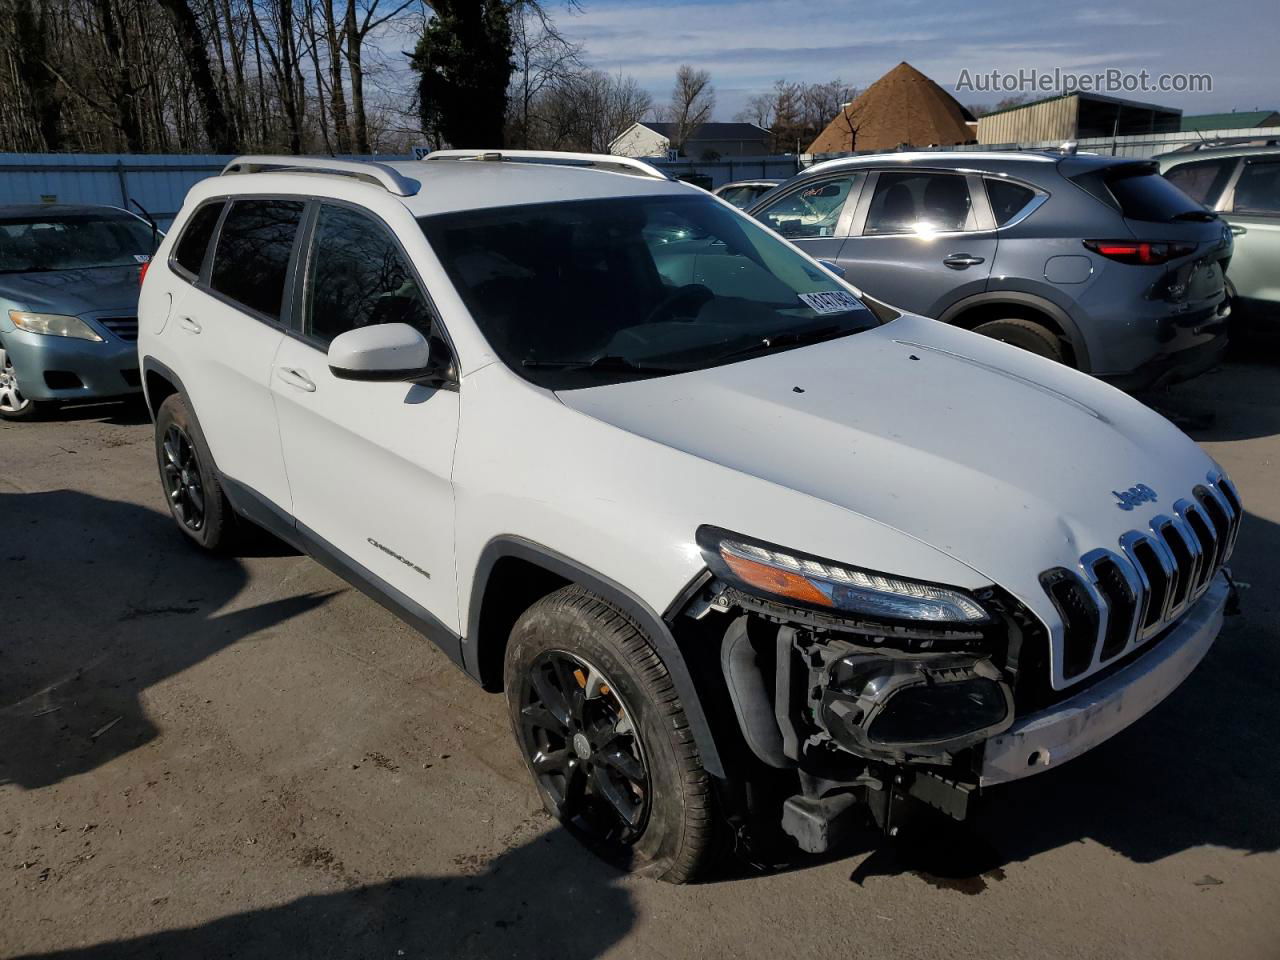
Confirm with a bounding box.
[1113,483,1158,511]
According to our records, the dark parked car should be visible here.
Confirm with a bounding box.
[1158,145,1280,334]
[0,203,152,420]
[712,178,782,208]
[748,152,1234,390]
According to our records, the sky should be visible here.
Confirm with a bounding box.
[548,0,1279,120]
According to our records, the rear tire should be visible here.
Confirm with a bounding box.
[504,585,716,883]
[973,317,1065,364]
[154,393,236,551]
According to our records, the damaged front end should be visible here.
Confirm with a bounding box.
[678,526,1042,853]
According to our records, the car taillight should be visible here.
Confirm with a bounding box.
[1083,240,1196,265]
[138,260,150,286]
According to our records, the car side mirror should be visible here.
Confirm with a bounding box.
[818,259,846,279]
[327,322,453,385]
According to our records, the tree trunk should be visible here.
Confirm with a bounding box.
[155,0,234,152]
[322,0,350,153]
[344,1,368,153]
[93,0,142,151]
[10,0,61,149]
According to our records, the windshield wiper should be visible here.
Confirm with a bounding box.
[709,324,846,364]
[1172,209,1218,222]
[522,354,682,375]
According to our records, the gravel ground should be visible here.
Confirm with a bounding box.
[2,358,1278,960]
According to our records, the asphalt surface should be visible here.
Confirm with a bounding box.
[2,357,1279,960]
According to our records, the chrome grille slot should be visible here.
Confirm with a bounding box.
[1038,471,1239,690]
[1040,568,1099,679]
[1194,485,1231,572]
[1091,554,1137,661]
[1158,518,1192,612]
[1128,536,1170,630]
[100,316,138,341]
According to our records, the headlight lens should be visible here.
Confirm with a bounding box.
[8,310,103,341]
[698,526,990,623]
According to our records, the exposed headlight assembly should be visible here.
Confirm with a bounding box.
[8,310,103,342]
[697,526,990,624]
[821,652,1013,760]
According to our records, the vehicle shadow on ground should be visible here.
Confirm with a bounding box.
[1138,347,1280,443]
[42,398,151,426]
[15,827,634,960]
[0,489,332,790]
[847,505,1280,892]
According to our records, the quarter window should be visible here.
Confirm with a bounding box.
[756,176,858,239]
[1163,158,1236,207]
[306,204,434,345]
[209,199,305,320]
[172,201,224,279]
[1231,161,1280,216]
[864,172,972,235]
[984,179,1038,227]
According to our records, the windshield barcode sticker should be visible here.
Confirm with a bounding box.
[798,290,860,315]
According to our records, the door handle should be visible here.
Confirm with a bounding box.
[276,367,316,393]
[1230,224,1247,236]
[943,253,985,269]
[177,316,202,334]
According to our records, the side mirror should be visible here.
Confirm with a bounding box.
[818,259,846,279]
[327,322,452,384]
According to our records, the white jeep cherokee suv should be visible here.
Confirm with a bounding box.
[138,151,1242,882]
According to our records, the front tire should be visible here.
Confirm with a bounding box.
[973,317,1065,364]
[154,393,235,551]
[0,344,50,422]
[504,585,715,883]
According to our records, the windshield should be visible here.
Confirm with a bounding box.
[419,194,879,389]
[0,212,153,274]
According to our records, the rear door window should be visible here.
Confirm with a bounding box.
[1163,158,1237,207]
[172,201,224,279]
[984,179,1038,227]
[209,199,305,320]
[755,175,859,239]
[1230,161,1280,216]
[304,204,434,345]
[864,172,974,235]
[1104,166,1204,222]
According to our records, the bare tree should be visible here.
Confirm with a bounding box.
[734,92,774,130]
[507,0,581,148]
[345,0,414,153]
[155,0,234,151]
[666,64,713,155]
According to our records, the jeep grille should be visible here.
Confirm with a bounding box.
[1039,471,1240,685]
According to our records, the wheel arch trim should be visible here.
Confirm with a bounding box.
[937,291,1092,372]
[466,536,726,778]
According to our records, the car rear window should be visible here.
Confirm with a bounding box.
[209,199,305,320]
[1163,158,1237,207]
[1231,160,1280,215]
[172,201,224,279]
[1100,164,1205,222]
[984,178,1038,226]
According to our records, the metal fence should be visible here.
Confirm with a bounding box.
[0,153,237,227]
[2,127,1276,222]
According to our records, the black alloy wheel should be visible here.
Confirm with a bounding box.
[517,649,651,845]
[160,423,206,532]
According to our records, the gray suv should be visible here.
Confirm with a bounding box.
[1157,145,1280,333]
[749,152,1234,390]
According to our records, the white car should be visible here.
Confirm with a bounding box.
[138,151,1242,882]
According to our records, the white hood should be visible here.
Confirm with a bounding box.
[557,313,1219,657]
